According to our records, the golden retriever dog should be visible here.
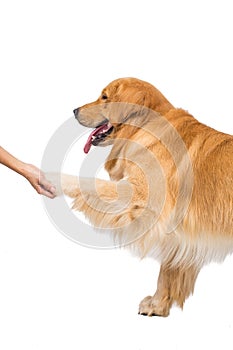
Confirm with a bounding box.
[59,77,233,317]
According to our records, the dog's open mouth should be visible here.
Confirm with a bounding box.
[84,122,114,153]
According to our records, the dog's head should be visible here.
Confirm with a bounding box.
[73,77,173,153]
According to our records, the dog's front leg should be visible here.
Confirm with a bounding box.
[138,263,200,317]
[60,174,144,231]
[46,172,155,246]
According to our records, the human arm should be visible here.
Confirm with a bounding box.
[0,146,56,198]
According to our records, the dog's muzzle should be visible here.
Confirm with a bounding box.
[73,108,80,118]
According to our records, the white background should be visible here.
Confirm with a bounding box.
[1,0,233,349]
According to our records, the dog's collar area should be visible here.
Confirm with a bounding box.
[84,122,113,153]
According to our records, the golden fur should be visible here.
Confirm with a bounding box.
[59,77,233,316]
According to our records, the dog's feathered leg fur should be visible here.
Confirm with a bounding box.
[139,263,200,316]
[59,174,155,238]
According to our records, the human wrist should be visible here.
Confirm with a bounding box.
[14,160,30,177]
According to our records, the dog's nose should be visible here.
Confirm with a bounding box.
[73,108,80,117]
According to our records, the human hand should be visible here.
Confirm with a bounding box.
[23,164,56,198]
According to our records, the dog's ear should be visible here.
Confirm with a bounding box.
[134,91,154,109]
[143,88,174,114]
[133,88,174,115]
[106,78,174,114]
[113,85,155,110]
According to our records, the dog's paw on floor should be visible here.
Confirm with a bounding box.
[138,295,170,317]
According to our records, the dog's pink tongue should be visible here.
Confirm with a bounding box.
[84,124,107,154]
[84,132,94,154]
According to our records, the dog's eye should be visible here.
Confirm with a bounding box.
[101,94,108,100]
